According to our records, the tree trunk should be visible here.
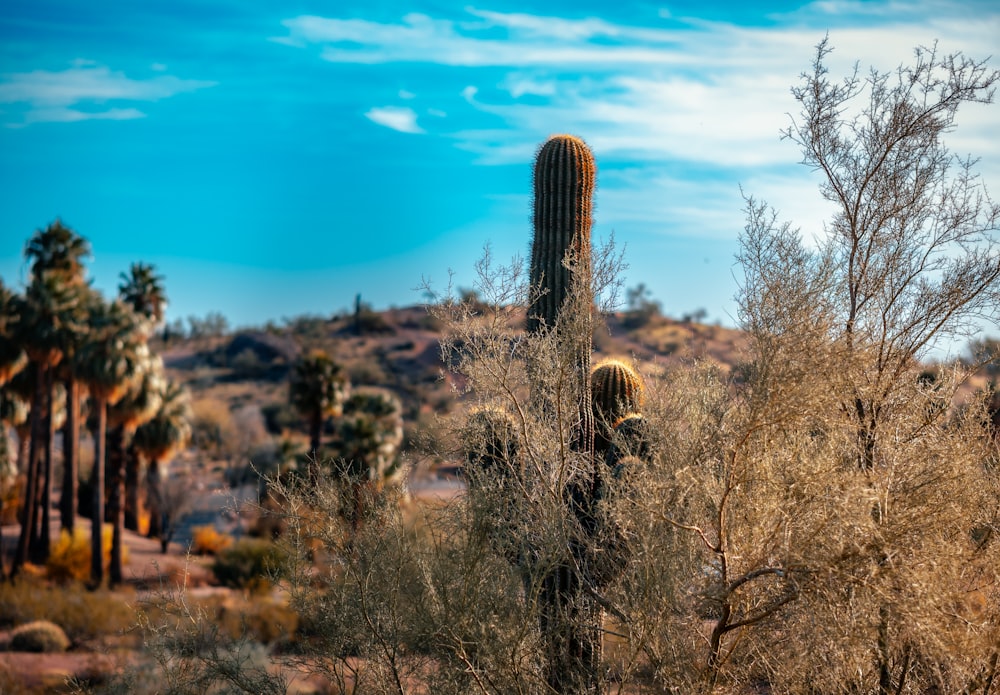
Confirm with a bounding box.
[109,425,127,587]
[124,442,141,532]
[60,377,79,532]
[15,424,29,485]
[33,365,55,564]
[13,363,44,576]
[90,399,106,588]
[146,459,162,539]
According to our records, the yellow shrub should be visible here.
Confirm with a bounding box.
[46,526,122,583]
[137,508,151,536]
[191,525,232,555]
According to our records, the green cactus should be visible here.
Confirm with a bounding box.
[529,134,596,334]
[591,358,644,450]
[591,358,644,420]
[529,133,596,458]
[528,134,603,694]
[461,134,625,693]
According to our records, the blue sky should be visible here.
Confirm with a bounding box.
[1,0,998,337]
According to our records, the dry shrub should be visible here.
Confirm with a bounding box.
[191,594,298,645]
[46,526,121,584]
[0,577,134,645]
[190,525,232,555]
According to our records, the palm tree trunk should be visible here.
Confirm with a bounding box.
[33,366,55,564]
[146,458,162,539]
[124,442,141,532]
[15,424,29,484]
[60,377,79,531]
[109,424,126,587]
[90,399,106,588]
[13,364,44,576]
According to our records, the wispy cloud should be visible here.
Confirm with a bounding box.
[365,106,424,134]
[276,12,699,67]
[276,3,998,165]
[278,1,1000,243]
[0,61,216,126]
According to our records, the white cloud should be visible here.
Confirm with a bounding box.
[281,1,999,249]
[0,62,215,125]
[502,74,556,99]
[462,9,628,42]
[365,106,424,134]
[21,106,146,125]
[279,12,699,67]
[276,2,998,167]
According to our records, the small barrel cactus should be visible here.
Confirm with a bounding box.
[591,359,644,422]
[9,620,70,653]
[591,358,645,459]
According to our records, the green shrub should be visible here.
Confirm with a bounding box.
[212,539,291,593]
[9,619,70,652]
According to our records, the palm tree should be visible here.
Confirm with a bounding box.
[289,349,350,472]
[0,280,27,387]
[106,355,163,584]
[10,273,81,571]
[75,299,145,588]
[24,219,91,280]
[116,263,166,534]
[133,378,192,543]
[58,286,99,533]
[9,222,90,574]
[118,262,166,336]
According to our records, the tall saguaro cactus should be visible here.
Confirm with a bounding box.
[529,134,597,457]
[528,134,602,693]
[462,134,643,692]
[529,134,596,334]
